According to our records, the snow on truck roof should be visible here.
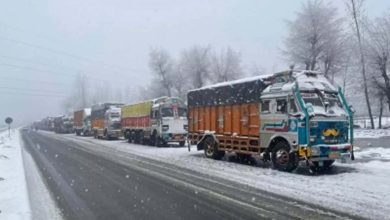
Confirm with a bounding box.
[187,70,337,107]
[189,74,274,92]
[190,70,336,92]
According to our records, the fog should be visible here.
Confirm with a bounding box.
[0,0,388,127]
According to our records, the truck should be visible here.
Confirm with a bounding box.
[91,103,124,139]
[53,115,73,134]
[73,108,92,136]
[121,97,188,147]
[187,70,354,172]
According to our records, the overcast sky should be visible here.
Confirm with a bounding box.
[0,0,389,126]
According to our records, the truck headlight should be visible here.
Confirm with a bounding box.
[310,121,318,127]
[310,147,319,155]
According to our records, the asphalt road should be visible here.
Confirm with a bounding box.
[21,130,358,220]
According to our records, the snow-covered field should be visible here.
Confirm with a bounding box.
[0,130,30,220]
[59,134,390,220]
[354,128,390,138]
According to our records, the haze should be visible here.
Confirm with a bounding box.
[0,0,388,127]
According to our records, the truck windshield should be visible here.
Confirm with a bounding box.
[110,113,120,118]
[161,108,174,117]
[301,92,323,107]
[301,92,346,116]
[323,93,347,116]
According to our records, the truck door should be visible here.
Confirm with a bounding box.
[260,97,289,148]
[274,98,289,133]
[260,99,273,148]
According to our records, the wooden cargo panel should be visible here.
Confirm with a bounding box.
[188,103,259,138]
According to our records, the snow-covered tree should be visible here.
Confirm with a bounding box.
[366,12,390,111]
[346,0,375,128]
[171,61,189,100]
[149,48,174,97]
[210,47,244,83]
[181,46,211,89]
[283,0,344,80]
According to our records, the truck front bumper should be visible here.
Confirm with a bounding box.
[162,133,187,142]
[107,130,122,138]
[299,144,352,162]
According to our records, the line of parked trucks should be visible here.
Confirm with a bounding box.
[33,70,355,172]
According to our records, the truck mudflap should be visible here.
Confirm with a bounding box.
[299,144,353,163]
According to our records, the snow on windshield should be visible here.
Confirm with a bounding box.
[301,92,346,117]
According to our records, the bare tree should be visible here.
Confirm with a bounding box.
[284,0,344,78]
[61,73,90,113]
[366,13,390,111]
[181,46,211,89]
[149,48,174,97]
[249,63,267,76]
[171,61,189,100]
[210,47,244,83]
[346,0,375,129]
[76,73,88,108]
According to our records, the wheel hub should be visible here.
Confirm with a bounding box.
[276,149,289,165]
[205,140,214,156]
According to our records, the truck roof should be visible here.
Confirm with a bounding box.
[187,70,336,107]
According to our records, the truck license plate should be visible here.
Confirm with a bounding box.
[329,152,340,159]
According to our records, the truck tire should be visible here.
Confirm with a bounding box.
[179,141,185,147]
[271,142,297,172]
[203,136,224,160]
[155,136,163,147]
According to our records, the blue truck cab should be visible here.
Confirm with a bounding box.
[259,70,354,171]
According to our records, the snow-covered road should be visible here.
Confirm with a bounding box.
[45,131,390,220]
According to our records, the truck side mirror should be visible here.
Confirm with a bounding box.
[349,105,356,114]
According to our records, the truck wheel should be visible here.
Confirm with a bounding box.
[104,130,109,140]
[155,136,163,147]
[271,142,297,172]
[179,141,185,147]
[203,136,224,160]
[310,160,335,172]
[93,131,97,139]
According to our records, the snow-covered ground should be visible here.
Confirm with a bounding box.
[354,128,390,138]
[354,147,390,161]
[354,116,390,129]
[0,129,30,220]
[57,133,390,220]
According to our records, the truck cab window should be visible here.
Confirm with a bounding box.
[161,108,174,117]
[276,99,287,114]
[261,100,270,113]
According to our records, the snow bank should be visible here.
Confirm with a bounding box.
[354,129,390,138]
[354,147,390,161]
[59,134,390,220]
[0,130,31,220]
